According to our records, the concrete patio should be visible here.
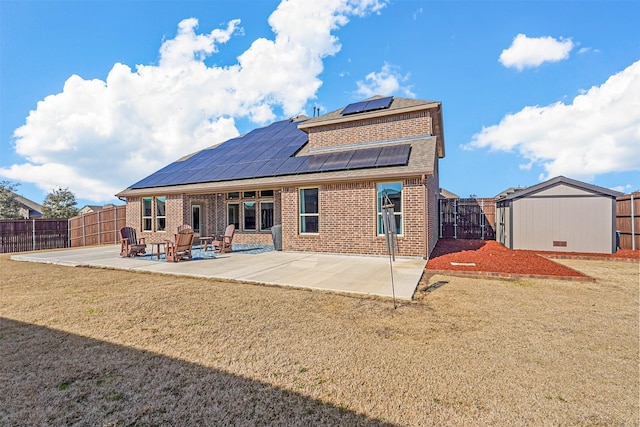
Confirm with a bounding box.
[11,245,427,300]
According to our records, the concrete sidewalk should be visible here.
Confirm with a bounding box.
[11,245,426,300]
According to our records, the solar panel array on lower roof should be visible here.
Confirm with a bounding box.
[341,96,393,115]
[129,118,412,190]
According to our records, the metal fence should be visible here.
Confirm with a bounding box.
[439,198,496,240]
[0,219,69,253]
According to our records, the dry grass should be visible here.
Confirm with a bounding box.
[1,253,638,426]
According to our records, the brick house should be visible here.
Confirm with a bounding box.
[116,96,445,258]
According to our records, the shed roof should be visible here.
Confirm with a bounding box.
[497,176,623,201]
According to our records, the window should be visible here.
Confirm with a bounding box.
[244,202,256,231]
[260,189,274,197]
[142,198,153,231]
[155,196,166,231]
[141,196,167,232]
[227,192,239,199]
[243,191,256,198]
[260,201,274,231]
[227,203,240,230]
[377,182,402,235]
[299,188,319,233]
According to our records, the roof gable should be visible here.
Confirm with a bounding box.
[501,176,623,201]
[298,95,445,158]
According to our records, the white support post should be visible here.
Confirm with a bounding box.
[453,199,457,239]
[481,199,485,240]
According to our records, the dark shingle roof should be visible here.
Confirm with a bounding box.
[127,118,414,191]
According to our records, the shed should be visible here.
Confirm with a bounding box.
[496,176,622,254]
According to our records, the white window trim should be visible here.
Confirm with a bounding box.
[155,196,167,232]
[243,201,257,232]
[141,197,153,232]
[299,187,319,235]
[376,182,403,236]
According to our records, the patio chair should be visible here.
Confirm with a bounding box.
[177,224,193,233]
[119,227,147,257]
[165,231,194,262]
[212,224,235,253]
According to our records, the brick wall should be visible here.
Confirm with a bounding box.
[281,180,427,257]
[125,181,437,257]
[307,111,432,150]
[125,197,141,230]
[425,170,440,255]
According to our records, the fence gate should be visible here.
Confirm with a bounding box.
[439,198,496,240]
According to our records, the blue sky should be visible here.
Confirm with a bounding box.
[1,0,639,208]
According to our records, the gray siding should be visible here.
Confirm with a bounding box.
[496,204,511,248]
[510,184,616,253]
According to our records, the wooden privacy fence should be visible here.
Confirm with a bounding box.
[616,192,639,250]
[439,198,496,240]
[0,219,69,253]
[69,205,126,247]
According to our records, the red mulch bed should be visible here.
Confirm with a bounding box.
[426,239,638,281]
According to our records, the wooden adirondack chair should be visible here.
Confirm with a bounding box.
[119,227,147,257]
[165,231,194,262]
[212,224,235,253]
[177,224,193,233]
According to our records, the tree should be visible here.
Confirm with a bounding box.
[0,180,23,219]
[42,187,79,218]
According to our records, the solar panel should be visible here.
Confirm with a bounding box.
[375,144,411,167]
[363,96,393,112]
[316,150,354,171]
[340,101,367,115]
[308,153,329,170]
[346,147,382,168]
[128,116,415,190]
[341,96,393,115]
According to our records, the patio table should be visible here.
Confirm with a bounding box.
[147,241,166,260]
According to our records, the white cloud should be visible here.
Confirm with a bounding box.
[1,0,388,203]
[610,184,633,193]
[499,33,574,71]
[355,62,415,98]
[465,60,640,183]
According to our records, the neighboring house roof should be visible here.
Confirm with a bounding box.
[80,205,104,213]
[497,176,623,201]
[12,192,43,217]
[494,187,526,199]
[117,96,442,197]
[439,188,459,199]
